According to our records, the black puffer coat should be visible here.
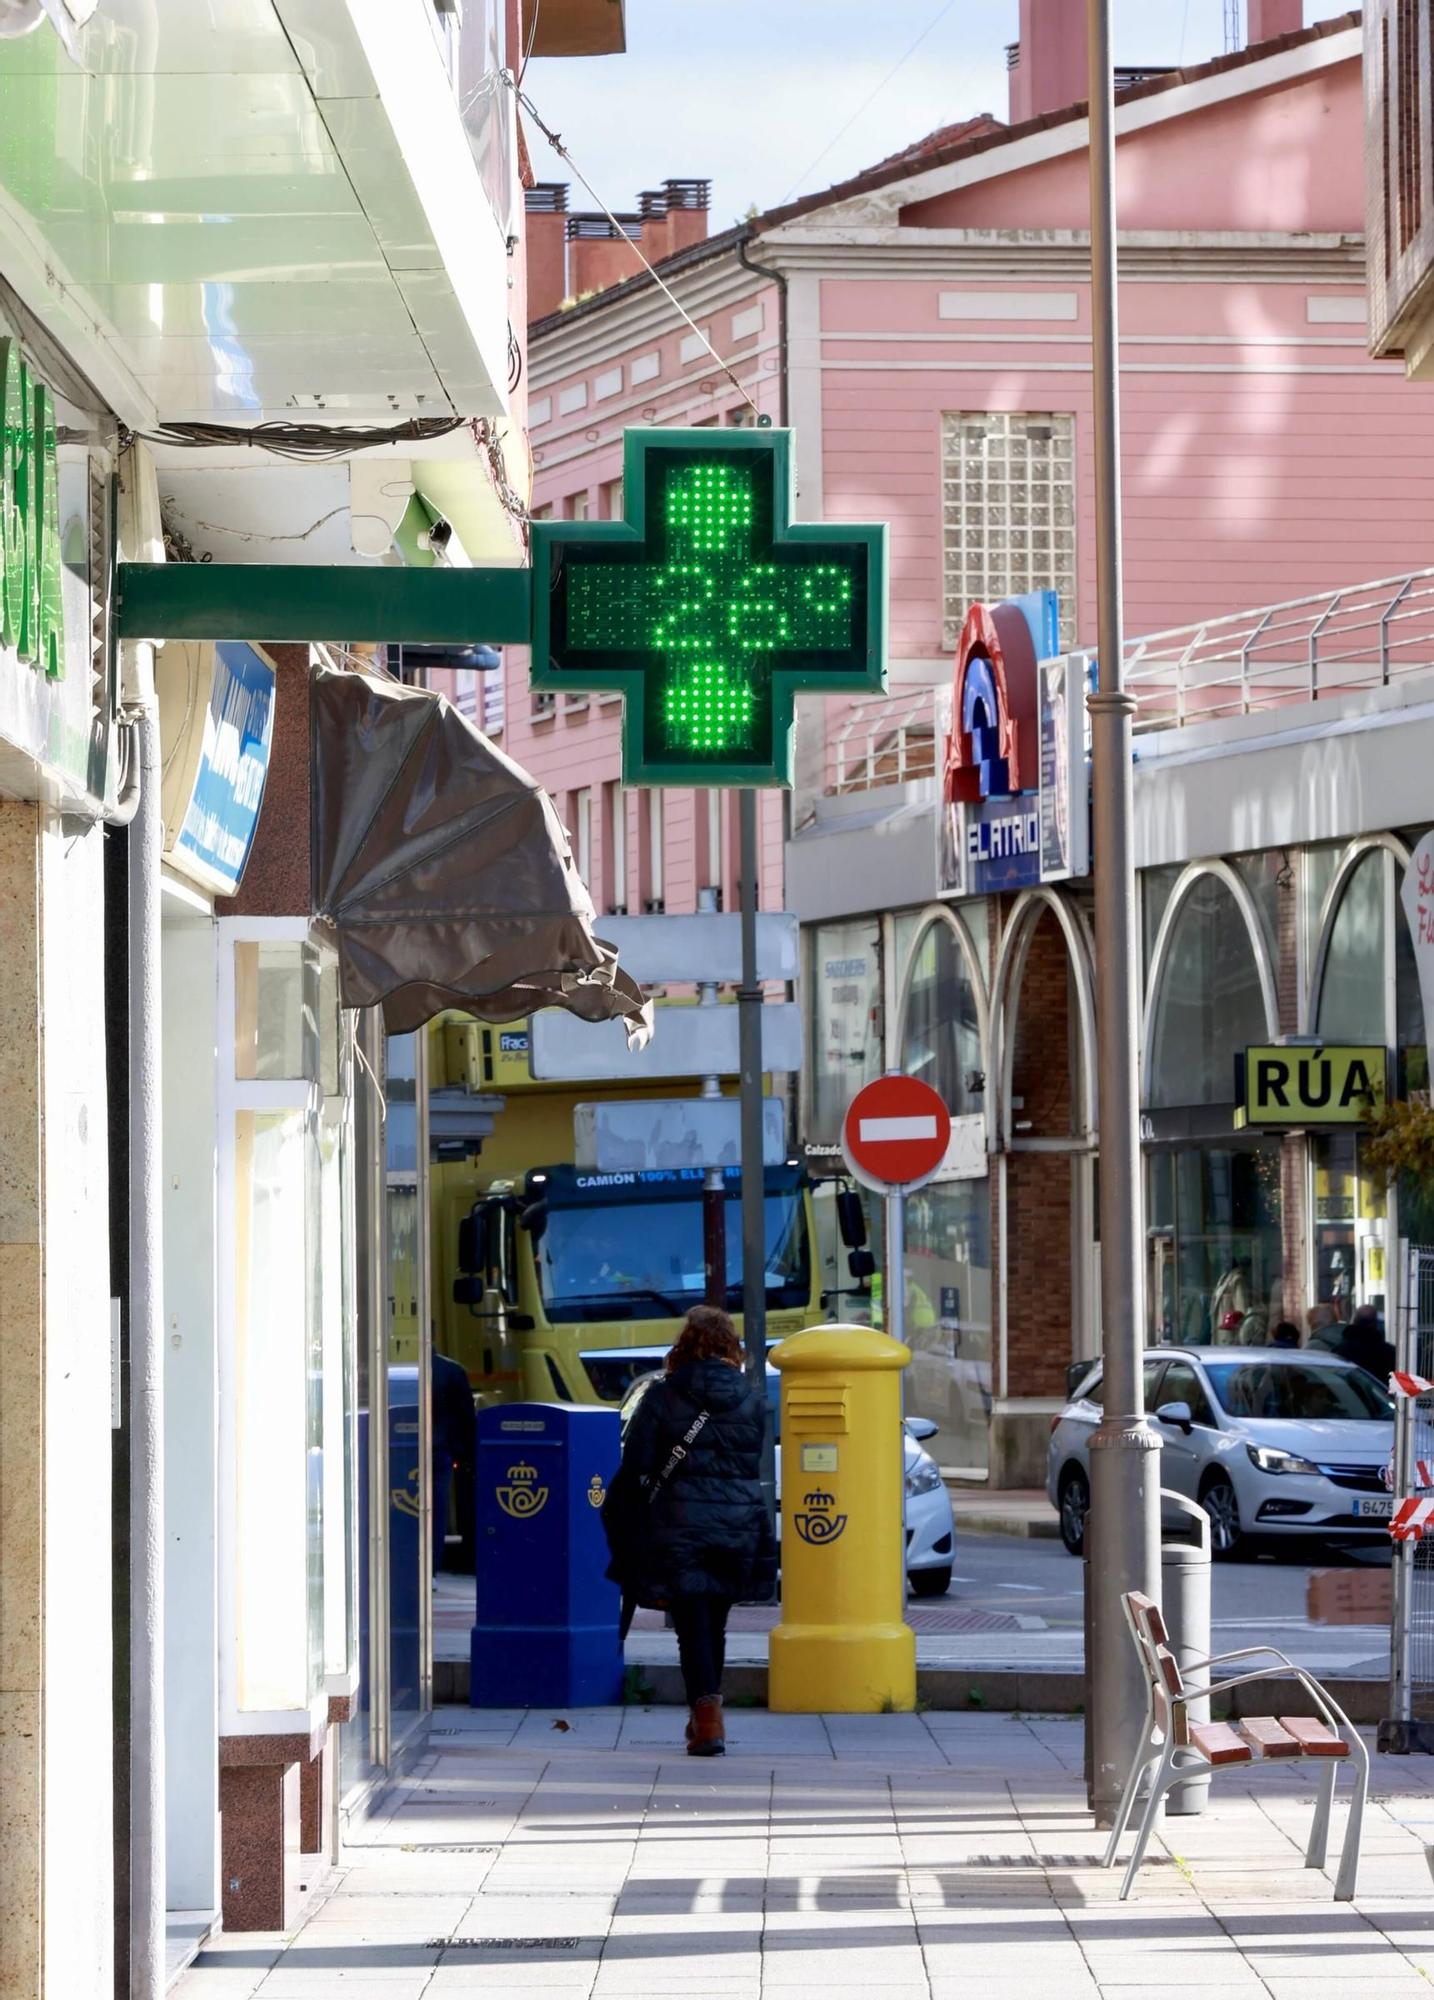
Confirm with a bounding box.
[603,1358,776,1603]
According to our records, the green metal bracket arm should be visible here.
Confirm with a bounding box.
[114,562,534,645]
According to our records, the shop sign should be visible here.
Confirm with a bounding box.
[935,593,1089,899]
[1400,831,1434,1088]
[1237,1044,1387,1126]
[161,642,275,897]
[0,337,63,681]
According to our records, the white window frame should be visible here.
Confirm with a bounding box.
[607,781,627,913]
[941,411,1076,650]
[574,787,592,882]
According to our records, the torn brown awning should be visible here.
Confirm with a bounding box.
[311,665,651,1041]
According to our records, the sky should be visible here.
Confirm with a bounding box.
[519,0,1357,226]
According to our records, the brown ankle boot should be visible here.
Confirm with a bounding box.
[688,1695,725,1757]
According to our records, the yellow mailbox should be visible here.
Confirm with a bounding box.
[769,1324,916,1713]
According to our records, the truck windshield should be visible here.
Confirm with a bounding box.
[536,1187,810,1322]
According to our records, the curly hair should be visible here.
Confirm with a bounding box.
[666,1304,743,1371]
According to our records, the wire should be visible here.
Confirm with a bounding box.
[140,417,466,462]
[777,0,959,207]
[519,0,540,85]
[511,77,763,420]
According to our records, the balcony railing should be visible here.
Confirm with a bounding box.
[821,567,1434,798]
[1366,0,1434,361]
[1124,568,1434,730]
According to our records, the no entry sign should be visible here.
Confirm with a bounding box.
[841,1073,950,1192]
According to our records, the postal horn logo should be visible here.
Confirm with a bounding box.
[793,1485,847,1546]
[496,1460,549,1519]
[586,1472,607,1509]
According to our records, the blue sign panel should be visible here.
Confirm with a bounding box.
[174,642,274,895]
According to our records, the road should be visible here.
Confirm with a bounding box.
[938,1529,1391,1677]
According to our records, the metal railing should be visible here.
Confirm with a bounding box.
[827,686,937,796]
[821,567,1434,798]
[1123,568,1434,731]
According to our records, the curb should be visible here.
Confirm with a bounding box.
[436,1659,1386,1724]
[953,1510,1062,1541]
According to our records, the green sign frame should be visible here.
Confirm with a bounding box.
[530,428,887,787]
[0,337,63,679]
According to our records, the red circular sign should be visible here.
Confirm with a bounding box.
[841,1073,951,1190]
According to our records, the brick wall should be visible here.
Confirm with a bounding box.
[1003,907,1076,1398]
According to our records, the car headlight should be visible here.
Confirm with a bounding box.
[905,1459,944,1497]
[1246,1443,1319,1476]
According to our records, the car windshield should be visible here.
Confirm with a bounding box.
[1204,1360,1393,1422]
[537,1189,810,1322]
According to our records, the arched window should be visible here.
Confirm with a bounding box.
[899,918,984,1115]
[1148,875,1268,1109]
[1317,852,1384,1042]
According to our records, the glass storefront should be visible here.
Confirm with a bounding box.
[1147,1142,1283,1345]
[903,1178,993,1475]
[807,919,882,1150]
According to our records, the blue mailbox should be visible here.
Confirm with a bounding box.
[471,1403,623,1708]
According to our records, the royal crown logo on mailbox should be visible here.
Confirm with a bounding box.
[496,1460,550,1519]
[586,1473,607,1509]
[1238,1045,1387,1127]
[793,1486,848,1546]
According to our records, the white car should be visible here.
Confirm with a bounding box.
[1047,1345,1394,1560]
[615,1358,955,1597]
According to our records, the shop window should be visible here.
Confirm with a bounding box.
[1396,863,1429,1092]
[899,917,984,1115]
[941,411,1076,650]
[808,920,883,1149]
[1312,1130,1387,1321]
[1317,852,1384,1042]
[1142,865,1181,981]
[901,1179,992,1478]
[234,939,319,1082]
[1147,875,1268,1109]
[1231,851,1282,956]
[1147,1141,1283,1346]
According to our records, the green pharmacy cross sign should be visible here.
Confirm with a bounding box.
[531,428,887,787]
[0,338,63,680]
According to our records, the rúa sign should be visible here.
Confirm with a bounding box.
[1237,1044,1387,1126]
[0,338,63,679]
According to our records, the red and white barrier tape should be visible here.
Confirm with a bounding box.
[1391,1497,1434,1541]
[1393,1371,1434,1398]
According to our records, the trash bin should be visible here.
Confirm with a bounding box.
[1161,1488,1212,1816]
[470,1403,624,1708]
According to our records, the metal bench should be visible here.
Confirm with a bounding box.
[1103,1589,1369,1901]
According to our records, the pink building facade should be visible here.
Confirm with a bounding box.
[512,9,1434,1487]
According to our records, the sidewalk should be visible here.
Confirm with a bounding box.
[947,1486,1060,1540]
[173,1709,1434,1999]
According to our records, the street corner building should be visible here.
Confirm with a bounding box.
[510,0,1434,1489]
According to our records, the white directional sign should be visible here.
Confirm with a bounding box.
[531,1000,803,1083]
[596,912,799,984]
[575,1098,787,1172]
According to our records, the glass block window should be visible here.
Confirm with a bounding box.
[941,412,1076,650]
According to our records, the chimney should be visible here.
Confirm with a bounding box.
[638,189,672,265]
[525,182,569,320]
[661,178,711,255]
[1246,0,1302,44]
[1007,0,1089,123]
[566,214,645,300]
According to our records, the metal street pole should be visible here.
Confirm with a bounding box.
[696,884,728,1307]
[1085,0,1162,1827]
[738,789,777,1518]
[886,1188,906,1354]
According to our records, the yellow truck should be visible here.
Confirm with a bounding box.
[429,1016,824,1405]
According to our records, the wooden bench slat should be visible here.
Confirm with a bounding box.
[1278,1715,1350,1757]
[1189,1720,1254,1766]
[1237,1716,1302,1758]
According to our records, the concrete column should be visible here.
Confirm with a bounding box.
[0,802,114,2000]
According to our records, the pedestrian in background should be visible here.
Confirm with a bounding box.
[601,1304,775,1756]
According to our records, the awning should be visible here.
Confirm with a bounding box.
[311,665,651,1042]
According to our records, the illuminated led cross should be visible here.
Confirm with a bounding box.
[530,428,887,787]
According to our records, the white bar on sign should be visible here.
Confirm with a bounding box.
[859,1115,940,1143]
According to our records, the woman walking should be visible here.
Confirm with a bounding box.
[602,1305,775,1756]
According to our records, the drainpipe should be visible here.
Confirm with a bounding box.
[127,682,164,2000]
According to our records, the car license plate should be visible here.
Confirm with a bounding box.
[1352,1496,1394,1519]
